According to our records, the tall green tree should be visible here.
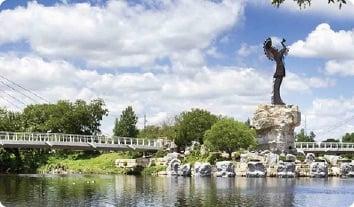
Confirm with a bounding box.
[272,0,346,8]
[342,132,354,142]
[295,129,315,142]
[0,108,22,131]
[22,99,108,134]
[174,108,218,147]
[138,124,176,140]
[113,106,138,137]
[204,118,257,159]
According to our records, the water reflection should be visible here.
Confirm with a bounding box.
[0,175,353,207]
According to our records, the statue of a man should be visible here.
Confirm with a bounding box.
[263,37,289,105]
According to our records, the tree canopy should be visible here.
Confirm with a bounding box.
[342,132,354,143]
[272,0,346,8]
[295,129,315,142]
[0,99,108,135]
[138,124,176,140]
[113,106,139,137]
[0,108,22,131]
[21,99,108,135]
[174,108,219,147]
[204,118,256,158]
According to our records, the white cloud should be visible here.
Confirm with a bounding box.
[0,0,243,68]
[206,46,223,59]
[303,97,354,141]
[0,55,335,134]
[237,43,259,57]
[290,23,354,59]
[284,72,336,93]
[290,23,354,77]
[325,60,354,76]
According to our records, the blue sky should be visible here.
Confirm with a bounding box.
[0,0,353,140]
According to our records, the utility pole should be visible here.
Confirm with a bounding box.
[304,114,307,136]
[143,113,147,129]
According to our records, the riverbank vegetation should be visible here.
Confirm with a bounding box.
[1,99,353,174]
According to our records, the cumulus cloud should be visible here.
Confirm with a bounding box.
[284,72,336,93]
[0,0,243,68]
[0,55,335,134]
[303,97,354,141]
[325,60,354,76]
[237,43,259,57]
[290,23,354,77]
[290,23,354,59]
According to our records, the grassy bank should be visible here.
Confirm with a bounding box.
[38,152,134,174]
[0,148,163,175]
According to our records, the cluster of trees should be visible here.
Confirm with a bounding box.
[342,133,354,143]
[295,129,316,142]
[114,107,257,155]
[0,99,108,134]
[0,99,108,173]
[296,129,354,143]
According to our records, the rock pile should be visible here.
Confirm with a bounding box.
[215,161,235,177]
[251,104,301,153]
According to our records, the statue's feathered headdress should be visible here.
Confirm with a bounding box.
[263,37,275,61]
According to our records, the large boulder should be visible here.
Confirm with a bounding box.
[240,152,264,163]
[194,162,212,177]
[251,104,301,153]
[246,160,266,177]
[215,161,235,177]
[286,154,296,162]
[265,152,279,168]
[296,149,305,157]
[179,163,191,176]
[305,153,316,164]
[340,162,354,177]
[164,152,182,163]
[166,158,181,176]
[310,161,328,178]
[277,161,296,178]
[324,155,342,166]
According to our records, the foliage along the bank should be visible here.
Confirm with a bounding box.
[0,99,108,134]
[174,108,219,147]
[204,118,257,158]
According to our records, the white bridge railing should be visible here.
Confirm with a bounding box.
[295,142,354,152]
[0,131,164,150]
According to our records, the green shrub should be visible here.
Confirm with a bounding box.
[206,152,221,165]
[154,149,168,158]
[142,165,166,175]
[296,155,305,162]
[279,155,286,161]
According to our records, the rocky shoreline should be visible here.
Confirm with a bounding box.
[115,151,354,178]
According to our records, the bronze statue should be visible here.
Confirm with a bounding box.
[263,37,289,105]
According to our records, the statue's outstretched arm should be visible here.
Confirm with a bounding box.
[280,38,288,56]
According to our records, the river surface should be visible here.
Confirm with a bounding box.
[0,175,354,207]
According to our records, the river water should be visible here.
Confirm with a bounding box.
[0,175,353,207]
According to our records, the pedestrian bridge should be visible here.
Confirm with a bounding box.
[0,131,166,151]
[295,142,354,153]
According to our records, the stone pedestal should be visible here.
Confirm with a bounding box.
[251,104,301,153]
